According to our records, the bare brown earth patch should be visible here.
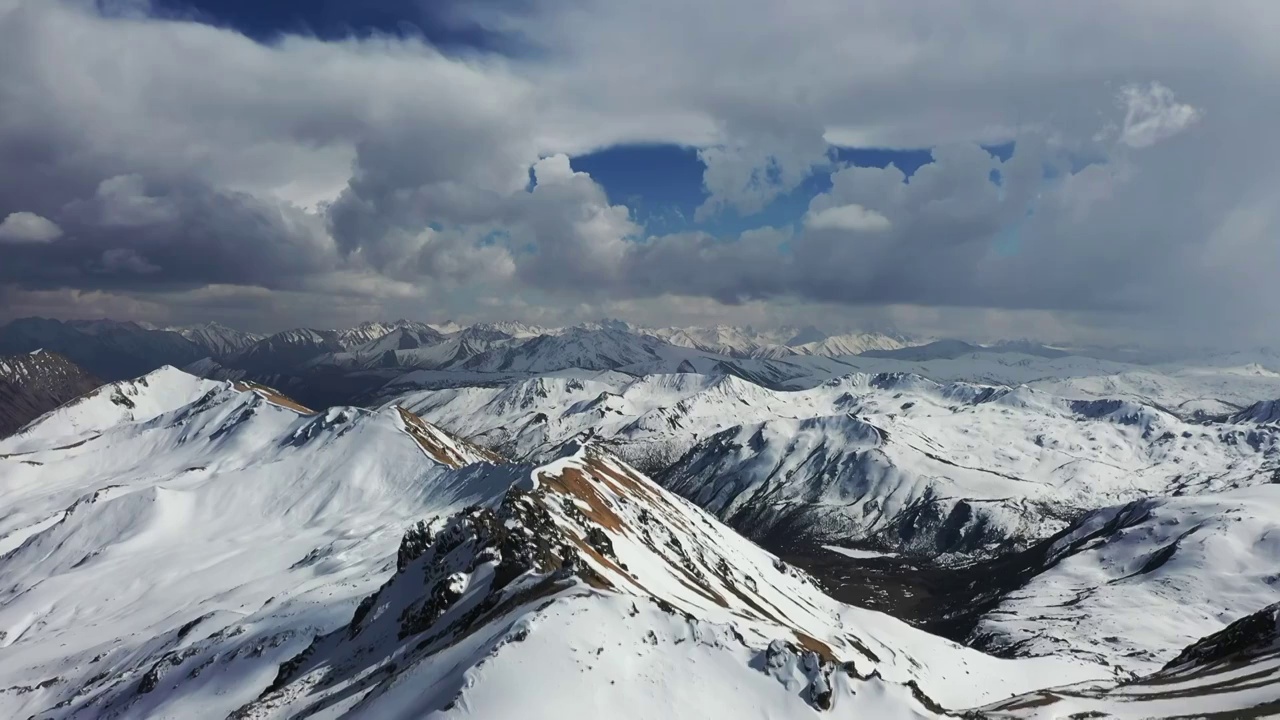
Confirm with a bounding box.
[232,380,314,414]
[538,466,625,532]
[395,406,505,469]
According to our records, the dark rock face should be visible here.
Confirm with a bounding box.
[0,351,103,438]
[1163,602,1280,670]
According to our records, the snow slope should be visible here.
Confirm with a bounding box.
[0,370,1119,719]
[397,371,1280,556]
[968,485,1280,674]
[0,374,505,719]
[976,601,1280,719]
[0,365,221,454]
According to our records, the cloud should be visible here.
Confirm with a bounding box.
[803,203,891,232]
[1117,82,1202,149]
[2,0,1280,345]
[79,175,181,227]
[0,211,62,243]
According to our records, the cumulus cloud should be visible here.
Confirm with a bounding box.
[0,211,62,243]
[803,204,891,232]
[1118,82,1202,149]
[1,0,1279,345]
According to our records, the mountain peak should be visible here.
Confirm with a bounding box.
[230,446,1006,718]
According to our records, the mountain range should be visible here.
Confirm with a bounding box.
[3,317,1280,718]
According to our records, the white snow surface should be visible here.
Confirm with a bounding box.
[395,371,1280,555]
[971,485,1280,674]
[0,369,1114,719]
[0,374,511,718]
[0,366,221,453]
[823,545,899,560]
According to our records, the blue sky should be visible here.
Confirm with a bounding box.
[148,0,513,48]
[572,145,1015,237]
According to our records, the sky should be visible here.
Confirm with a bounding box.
[0,0,1277,347]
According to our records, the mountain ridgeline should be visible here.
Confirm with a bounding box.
[4,318,1280,718]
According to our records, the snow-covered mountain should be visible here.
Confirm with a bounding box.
[1229,397,1280,424]
[227,328,346,372]
[470,320,555,338]
[0,371,510,718]
[790,332,910,357]
[0,351,102,438]
[352,326,447,355]
[0,365,222,454]
[310,324,514,372]
[649,324,795,357]
[397,371,1280,558]
[173,322,263,358]
[966,486,1280,674]
[646,324,911,359]
[333,320,442,350]
[976,601,1280,718]
[0,368,1117,719]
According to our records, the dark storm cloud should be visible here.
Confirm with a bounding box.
[0,168,338,292]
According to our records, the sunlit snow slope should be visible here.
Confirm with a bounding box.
[0,372,504,718]
[397,371,1280,556]
[0,369,1112,719]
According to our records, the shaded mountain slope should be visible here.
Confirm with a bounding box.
[0,351,102,439]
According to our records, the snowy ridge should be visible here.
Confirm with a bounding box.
[0,371,512,719]
[0,366,222,454]
[226,441,1105,719]
[398,370,1280,556]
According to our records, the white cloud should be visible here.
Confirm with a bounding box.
[1118,82,1202,149]
[803,203,891,232]
[2,0,1280,343]
[0,211,62,243]
[531,154,579,186]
